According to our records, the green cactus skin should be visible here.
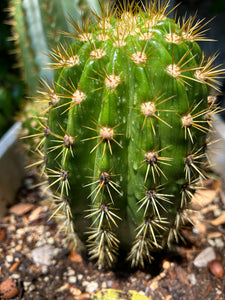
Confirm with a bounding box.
[31,1,225,268]
[8,0,102,96]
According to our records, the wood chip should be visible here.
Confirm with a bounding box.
[3,216,10,222]
[75,293,90,299]
[201,204,219,215]
[175,266,189,285]
[56,283,69,292]
[207,232,222,239]
[149,280,159,291]
[190,214,207,235]
[192,189,217,208]
[9,203,34,216]
[0,227,6,242]
[28,206,43,222]
[211,180,221,191]
[9,259,23,272]
[69,250,83,263]
[210,211,225,226]
[0,277,19,299]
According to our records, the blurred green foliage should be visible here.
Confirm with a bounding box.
[0,0,25,137]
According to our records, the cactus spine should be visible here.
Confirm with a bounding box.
[31,0,224,268]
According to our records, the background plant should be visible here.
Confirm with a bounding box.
[0,0,25,137]
[9,0,103,96]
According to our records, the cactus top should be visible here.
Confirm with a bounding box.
[33,0,224,268]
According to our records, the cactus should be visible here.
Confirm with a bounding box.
[30,0,224,268]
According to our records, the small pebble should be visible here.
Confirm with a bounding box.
[214,209,222,217]
[107,280,114,288]
[77,274,83,281]
[9,215,16,225]
[215,238,224,248]
[29,284,35,291]
[43,277,49,282]
[31,245,54,270]
[17,228,25,236]
[45,231,51,238]
[47,237,55,245]
[69,276,77,284]
[193,247,216,267]
[12,274,20,280]
[187,273,197,285]
[208,260,224,278]
[67,268,75,276]
[23,281,31,289]
[84,281,98,293]
[26,235,34,243]
[6,255,14,263]
[15,244,22,251]
[0,277,19,299]
[10,241,16,248]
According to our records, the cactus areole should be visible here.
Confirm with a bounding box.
[33,1,224,268]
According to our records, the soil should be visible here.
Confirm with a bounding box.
[0,171,225,300]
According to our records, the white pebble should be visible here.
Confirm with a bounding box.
[77,274,83,281]
[193,247,216,267]
[11,242,16,249]
[215,238,224,248]
[26,235,34,243]
[6,255,14,263]
[84,281,98,293]
[17,228,25,235]
[214,209,222,217]
[29,284,35,291]
[53,248,60,256]
[187,273,196,285]
[9,215,16,224]
[31,244,54,267]
[44,277,49,282]
[36,240,45,247]
[47,237,55,245]
[45,231,51,238]
[23,281,31,289]
[67,268,75,276]
[12,273,20,280]
[69,276,77,284]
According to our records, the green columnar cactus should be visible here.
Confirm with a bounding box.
[31,0,224,268]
